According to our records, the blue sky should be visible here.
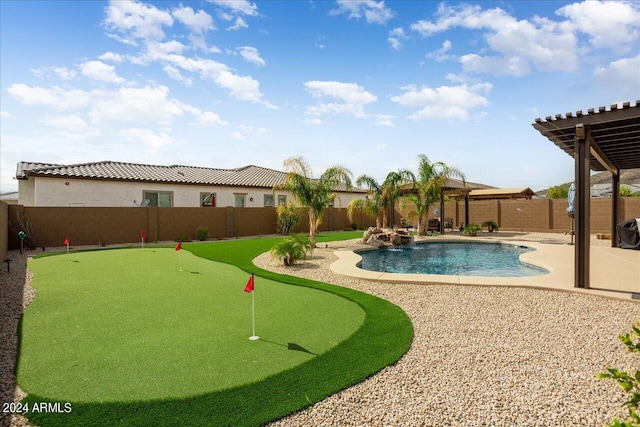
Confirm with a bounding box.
[1,0,639,193]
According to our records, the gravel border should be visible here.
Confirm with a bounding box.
[258,234,640,426]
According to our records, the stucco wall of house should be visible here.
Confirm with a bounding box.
[19,176,364,208]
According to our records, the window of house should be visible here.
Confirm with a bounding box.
[234,194,246,208]
[144,191,173,207]
[200,192,216,207]
[264,194,275,207]
[277,195,287,206]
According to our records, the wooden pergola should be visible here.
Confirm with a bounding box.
[532,100,640,289]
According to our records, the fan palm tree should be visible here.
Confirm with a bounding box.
[348,171,413,229]
[402,154,465,235]
[273,157,352,248]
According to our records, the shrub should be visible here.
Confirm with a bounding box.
[462,223,481,236]
[270,234,311,266]
[195,226,210,241]
[276,202,302,235]
[482,220,498,232]
[175,235,191,242]
[597,321,640,427]
[351,222,358,230]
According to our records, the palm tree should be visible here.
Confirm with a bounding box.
[348,171,413,229]
[402,154,465,236]
[273,157,353,248]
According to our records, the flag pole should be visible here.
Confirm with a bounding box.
[247,273,258,340]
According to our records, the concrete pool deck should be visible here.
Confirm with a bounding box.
[330,234,640,301]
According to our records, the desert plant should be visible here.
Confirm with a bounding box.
[351,222,358,230]
[175,234,191,242]
[195,226,210,241]
[401,154,465,236]
[482,220,498,232]
[270,234,311,266]
[462,223,481,236]
[276,202,302,235]
[273,157,352,248]
[620,185,634,197]
[547,184,570,199]
[597,321,640,427]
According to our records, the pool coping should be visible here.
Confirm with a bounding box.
[330,237,640,301]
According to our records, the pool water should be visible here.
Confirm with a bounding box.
[358,242,549,277]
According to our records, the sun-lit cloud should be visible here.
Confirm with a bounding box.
[7,84,92,110]
[103,0,173,43]
[41,114,90,132]
[330,0,395,25]
[594,55,640,88]
[237,46,266,66]
[409,3,579,75]
[80,60,126,84]
[387,27,407,50]
[557,1,640,52]
[373,114,394,127]
[119,127,177,153]
[209,0,258,17]
[304,81,377,119]
[426,40,452,62]
[98,52,124,63]
[391,82,492,121]
[172,5,214,33]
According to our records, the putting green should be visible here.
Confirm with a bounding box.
[18,248,364,402]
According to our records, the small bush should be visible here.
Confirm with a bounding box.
[462,224,481,236]
[598,321,640,426]
[270,234,311,266]
[195,226,210,241]
[351,222,358,230]
[276,202,302,235]
[175,235,191,242]
[482,220,498,232]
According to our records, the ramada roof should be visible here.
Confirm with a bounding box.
[16,161,364,193]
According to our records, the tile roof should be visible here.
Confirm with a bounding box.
[16,161,363,192]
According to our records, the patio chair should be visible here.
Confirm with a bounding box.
[427,218,440,234]
[444,218,454,231]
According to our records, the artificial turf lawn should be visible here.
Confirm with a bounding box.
[18,248,365,402]
[19,232,413,426]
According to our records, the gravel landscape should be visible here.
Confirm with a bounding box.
[258,234,640,427]
[2,233,639,427]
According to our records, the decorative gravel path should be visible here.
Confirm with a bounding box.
[2,234,638,427]
[256,234,640,427]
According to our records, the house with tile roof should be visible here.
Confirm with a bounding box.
[16,161,366,208]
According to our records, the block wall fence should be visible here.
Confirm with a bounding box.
[3,198,640,251]
[4,205,377,250]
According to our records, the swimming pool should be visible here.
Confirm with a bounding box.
[358,241,549,277]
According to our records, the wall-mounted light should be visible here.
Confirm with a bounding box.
[249,197,254,202]
[65,181,70,186]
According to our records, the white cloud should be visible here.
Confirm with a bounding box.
[228,17,248,31]
[230,131,245,141]
[209,0,258,17]
[163,65,193,86]
[103,0,173,43]
[391,83,492,121]
[594,55,640,88]
[303,117,323,125]
[53,66,78,80]
[237,46,266,66]
[426,39,452,62]
[557,1,640,52]
[89,86,184,125]
[387,27,407,50]
[304,81,377,119]
[7,84,92,110]
[119,128,176,153]
[331,0,395,25]
[190,111,229,127]
[41,114,89,132]
[80,60,126,84]
[373,114,394,127]
[98,52,124,63]
[409,3,578,75]
[172,5,214,33]
[1,111,14,119]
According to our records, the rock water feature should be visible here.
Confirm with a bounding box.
[362,227,414,248]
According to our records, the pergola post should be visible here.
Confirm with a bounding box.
[574,124,591,289]
[611,168,620,248]
[464,192,470,227]
[440,189,445,234]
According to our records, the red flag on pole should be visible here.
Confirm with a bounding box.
[63,237,69,245]
[175,242,182,251]
[244,274,254,293]
[141,232,147,240]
